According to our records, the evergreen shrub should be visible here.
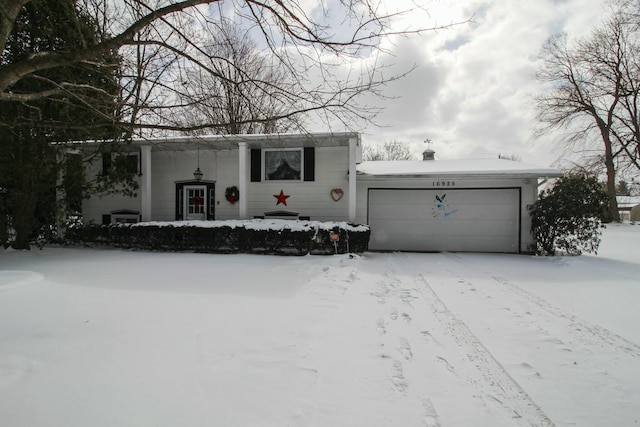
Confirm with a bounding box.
[65,220,370,255]
[529,173,609,256]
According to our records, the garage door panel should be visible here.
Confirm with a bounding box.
[368,188,520,253]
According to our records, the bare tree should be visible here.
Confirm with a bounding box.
[363,139,414,161]
[0,0,466,134]
[178,18,296,135]
[534,3,640,221]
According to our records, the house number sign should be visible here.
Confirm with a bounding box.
[432,180,456,187]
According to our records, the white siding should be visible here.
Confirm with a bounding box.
[215,150,241,220]
[81,158,141,224]
[150,149,218,221]
[83,144,353,223]
[246,146,350,221]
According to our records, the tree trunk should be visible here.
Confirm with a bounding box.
[603,138,621,222]
[0,203,8,248]
[10,190,35,250]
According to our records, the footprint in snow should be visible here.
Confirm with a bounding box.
[399,337,413,361]
[436,356,455,373]
[422,398,441,427]
[391,360,408,393]
[344,269,358,283]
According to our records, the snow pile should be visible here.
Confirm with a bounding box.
[131,218,370,232]
[1,224,639,426]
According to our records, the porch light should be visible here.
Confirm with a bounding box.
[193,145,203,180]
[193,167,203,181]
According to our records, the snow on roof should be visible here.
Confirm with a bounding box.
[356,159,562,178]
[617,196,640,208]
[64,132,359,151]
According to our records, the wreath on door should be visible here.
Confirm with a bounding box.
[225,186,240,204]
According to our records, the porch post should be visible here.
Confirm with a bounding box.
[348,136,357,222]
[140,144,152,221]
[238,142,248,219]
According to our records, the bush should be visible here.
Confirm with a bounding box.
[529,173,609,256]
[64,220,370,256]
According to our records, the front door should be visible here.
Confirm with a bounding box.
[184,185,206,220]
[175,181,215,221]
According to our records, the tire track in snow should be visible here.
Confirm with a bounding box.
[440,252,640,359]
[391,254,555,427]
[490,274,640,358]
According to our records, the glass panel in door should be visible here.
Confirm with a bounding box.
[184,186,206,220]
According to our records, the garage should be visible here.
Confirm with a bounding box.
[356,156,562,253]
[367,188,521,253]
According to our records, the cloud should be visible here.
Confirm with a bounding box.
[360,0,608,167]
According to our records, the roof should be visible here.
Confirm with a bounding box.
[67,132,360,151]
[617,196,640,209]
[356,159,562,179]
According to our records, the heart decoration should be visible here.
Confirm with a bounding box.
[330,188,344,201]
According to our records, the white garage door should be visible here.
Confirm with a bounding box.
[368,188,520,253]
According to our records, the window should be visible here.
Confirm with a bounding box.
[109,210,140,224]
[102,153,139,174]
[113,215,139,224]
[264,149,302,180]
[123,154,139,174]
[251,147,314,182]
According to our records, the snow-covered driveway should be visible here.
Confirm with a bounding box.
[1,225,639,426]
[364,251,639,426]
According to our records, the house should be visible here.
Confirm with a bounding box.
[80,133,360,225]
[617,196,640,222]
[631,204,640,223]
[78,132,561,253]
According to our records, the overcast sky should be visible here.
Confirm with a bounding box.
[342,0,609,167]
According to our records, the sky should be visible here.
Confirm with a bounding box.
[197,0,611,168]
[201,0,611,169]
[339,0,610,167]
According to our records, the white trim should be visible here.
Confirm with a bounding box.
[348,137,357,222]
[238,142,248,219]
[140,145,152,221]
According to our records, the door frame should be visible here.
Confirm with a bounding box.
[175,180,216,220]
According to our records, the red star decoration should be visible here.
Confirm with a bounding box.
[274,189,290,206]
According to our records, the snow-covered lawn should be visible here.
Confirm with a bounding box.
[1,225,639,427]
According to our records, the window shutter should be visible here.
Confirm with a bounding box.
[251,149,261,182]
[304,147,315,181]
[102,153,111,174]
[125,154,138,174]
[175,184,184,220]
[207,184,215,220]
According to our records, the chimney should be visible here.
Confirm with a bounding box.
[422,148,435,161]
